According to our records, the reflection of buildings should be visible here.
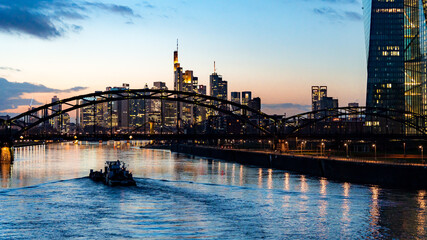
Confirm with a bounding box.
[0,162,11,188]
[364,0,427,134]
[370,187,426,239]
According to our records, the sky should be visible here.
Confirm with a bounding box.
[0,0,366,116]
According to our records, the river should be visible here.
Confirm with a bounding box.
[0,141,426,239]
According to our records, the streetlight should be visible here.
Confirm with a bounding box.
[372,144,377,161]
[321,142,325,156]
[419,145,424,164]
[129,135,133,140]
[344,143,349,158]
[300,141,306,155]
[403,142,406,158]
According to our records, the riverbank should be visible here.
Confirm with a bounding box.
[13,141,46,147]
[171,144,427,189]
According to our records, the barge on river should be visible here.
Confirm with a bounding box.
[89,160,136,186]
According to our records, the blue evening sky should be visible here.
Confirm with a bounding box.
[0,0,365,115]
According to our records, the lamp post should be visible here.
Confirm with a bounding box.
[372,144,376,161]
[344,143,349,158]
[300,141,303,155]
[403,142,406,158]
[321,142,325,156]
[300,141,306,155]
[420,145,424,164]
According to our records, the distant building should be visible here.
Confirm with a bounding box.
[248,97,261,112]
[209,63,228,115]
[315,96,338,119]
[241,91,252,106]
[311,86,327,112]
[79,96,96,132]
[195,85,207,122]
[94,83,130,132]
[318,97,338,110]
[149,82,175,128]
[241,91,252,116]
[50,96,60,130]
[173,45,196,125]
[129,84,149,130]
[348,102,359,121]
[197,85,206,95]
[348,102,359,108]
[210,69,227,101]
[230,92,241,114]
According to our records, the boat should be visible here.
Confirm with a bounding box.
[89,160,136,186]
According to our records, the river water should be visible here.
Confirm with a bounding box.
[0,142,426,239]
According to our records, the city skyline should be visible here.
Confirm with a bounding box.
[0,0,365,116]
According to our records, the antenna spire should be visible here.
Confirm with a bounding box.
[214,61,216,73]
[177,39,179,52]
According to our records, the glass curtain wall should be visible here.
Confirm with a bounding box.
[364,0,427,134]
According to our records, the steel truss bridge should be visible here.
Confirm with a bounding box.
[1,89,426,143]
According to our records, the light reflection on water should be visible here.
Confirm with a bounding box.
[0,142,426,239]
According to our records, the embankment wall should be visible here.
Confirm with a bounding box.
[171,145,427,189]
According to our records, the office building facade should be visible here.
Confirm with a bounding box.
[311,86,327,112]
[363,0,427,133]
[209,70,228,115]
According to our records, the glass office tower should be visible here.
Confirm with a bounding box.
[364,0,427,134]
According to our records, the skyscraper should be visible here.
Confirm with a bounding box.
[209,64,228,114]
[194,85,207,122]
[248,97,261,115]
[241,91,252,116]
[50,96,60,131]
[231,92,241,114]
[241,91,252,106]
[311,86,327,112]
[364,0,427,133]
[173,44,196,125]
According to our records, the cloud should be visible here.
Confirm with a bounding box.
[84,2,139,17]
[0,78,87,111]
[313,7,362,21]
[0,67,21,72]
[262,103,311,116]
[0,0,140,39]
[263,103,311,111]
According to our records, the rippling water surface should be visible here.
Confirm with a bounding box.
[1,142,426,239]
